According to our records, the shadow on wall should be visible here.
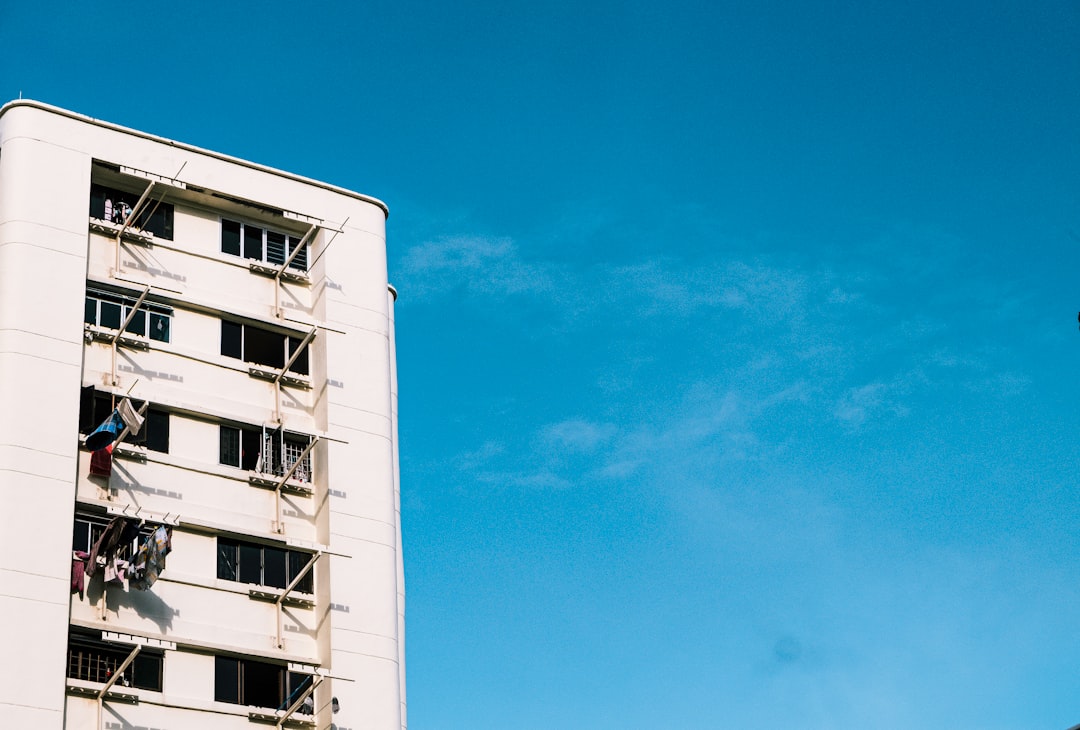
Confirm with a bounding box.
[104,705,158,730]
[85,577,177,634]
[109,461,185,501]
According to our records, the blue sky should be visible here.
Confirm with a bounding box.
[4,1,1080,727]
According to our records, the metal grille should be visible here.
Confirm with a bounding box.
[282,438,311,482]
[67,638,162,690]
[68,642,123,684]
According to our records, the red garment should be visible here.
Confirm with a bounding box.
[89,443,113,477]
[71,551,89,597]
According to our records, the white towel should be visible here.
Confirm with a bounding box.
[117,397,145,436]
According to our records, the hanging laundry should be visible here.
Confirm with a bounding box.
[104,556,128,587]
[85,399,144,452]
[89,443,114,478]
[71,551,89,598]
[86,516,140,579]
[85,410,125,452]
[130,525,172,590]
[116,397,144,437]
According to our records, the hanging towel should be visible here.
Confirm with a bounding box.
[117,398,144,436]
[104,556,127,586]
[87,516,139,579]
[89,443,113,477]
[85,410,124,452]
[131,525,172,590]
[71,551,89,597]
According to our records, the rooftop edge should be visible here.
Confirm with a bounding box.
[0,98,389,219]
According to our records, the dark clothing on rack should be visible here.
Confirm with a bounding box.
[130,525,172,590]
[86,516,140,579]
[71,551,89,597]
[89,444,113,478]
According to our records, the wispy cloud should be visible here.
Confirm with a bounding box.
[396,231,831,331]
[476,469,573,490]
[539,418,617,454]
[833,380,911,427]
[408,218,1032,506]
[398,235,554,299]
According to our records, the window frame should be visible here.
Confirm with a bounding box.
[72,513,153,557]
[79,386,171,454]
[220,217,307,271]
[219,424,312,482]
[85,288,172,343]
[216,537,315,594]
[89,182,174,240]
[67,631,164,692]
[219,320,310,376]
[214,655,312,710]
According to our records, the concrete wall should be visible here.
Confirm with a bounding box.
[0,100,403,730]
[0,103,91,730]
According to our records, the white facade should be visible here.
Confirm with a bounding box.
[0,100,405,730]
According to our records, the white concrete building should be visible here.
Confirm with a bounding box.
[0,100,405,730]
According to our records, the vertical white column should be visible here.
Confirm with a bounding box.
[0,111,92,729]
[324,210,403,729]
[388,283,407,729]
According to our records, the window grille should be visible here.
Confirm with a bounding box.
[67,634,162,691]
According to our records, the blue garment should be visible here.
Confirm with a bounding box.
[130,525,172,590]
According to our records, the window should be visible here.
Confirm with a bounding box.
[219,424,262,471]
[215,656,312,710]
[219,425,312,482]
[220,320,310,376]
[221,218,307,271]
[90,183,174,240]
[72,513,152,556]
[85,289,172,343]
[67,632,163,691]
[73,514,130,556]
[217,538,314,594]
[79,386,170,453]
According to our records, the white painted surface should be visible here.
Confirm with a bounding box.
[0,100,404,730]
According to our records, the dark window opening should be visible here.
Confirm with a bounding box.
[79,387,114,435]
[100,301,122,330]
[79,386,170,453]
[287,336,309,376]
[244,658,282,709]
[220,320,243,360]
[221,219,241,256]
[214,656,239,704]
[246,327,285,370]
[213,655,311,710]
[85,289,172,343]
[216,537,314,594]
[220,427,239,468]
[90,183,174,240]
[221,218,307,271]
[219,425,265,471]
[244,224,264,261]
[129,408,171,453]
[238,543,262,586]
[219,424,312,481]
[243,428,261,470]
[67,632,163,691]
[220,320,310,376]
[264,547,287,589]
[149,312,170,342]
[73,514,151,557]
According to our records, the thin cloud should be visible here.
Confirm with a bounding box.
[398,235,554,299]
[604,258,812,321]
[476,469,573,491]
[539,419,617,454]
[833,381,911,427]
